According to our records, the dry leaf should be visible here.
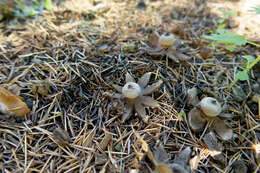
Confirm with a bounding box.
[135,131,154,163]
[0,87,30,116]
[7,84,21,96]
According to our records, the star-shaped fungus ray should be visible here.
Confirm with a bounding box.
[108,72,163,123]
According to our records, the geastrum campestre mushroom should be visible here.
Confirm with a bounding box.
[105,72,163,123]
[142,32,192,62]
[187,88,233,141]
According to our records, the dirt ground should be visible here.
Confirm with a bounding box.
[0,0,259,172]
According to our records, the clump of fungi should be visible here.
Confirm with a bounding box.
[142,32,192,62]
[135,133,191,173]
[105,72,163,123]
[187,87,233,141]
[152,143,191,173]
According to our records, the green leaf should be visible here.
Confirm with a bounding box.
[178,111,186,117]
[202,29,247,46]
[43,0,52,11]
[242,55,255,68]
[235,71,249,81]
[218,8,237,19]
[15,0,24,9]
[217,18,225,24]
[217,23,226,30]
[249,5,260,14]
[225,45,235,52]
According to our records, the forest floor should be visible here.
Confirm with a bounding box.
[0,0,259,172]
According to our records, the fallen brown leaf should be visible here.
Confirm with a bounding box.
[0,87,30,116]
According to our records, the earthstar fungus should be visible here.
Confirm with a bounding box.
[143,32,191,62]
[187,88,233,141]
[106,72,163,123]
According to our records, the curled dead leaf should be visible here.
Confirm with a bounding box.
[0,87,30,116]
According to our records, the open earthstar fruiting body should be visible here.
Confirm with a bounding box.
[158,33,176,49]
[110,72,163,123]
[188,96,233,141]
[143,32,192,62]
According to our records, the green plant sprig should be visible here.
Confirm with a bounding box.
[229,55,260,88]
[202,8,260,89]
